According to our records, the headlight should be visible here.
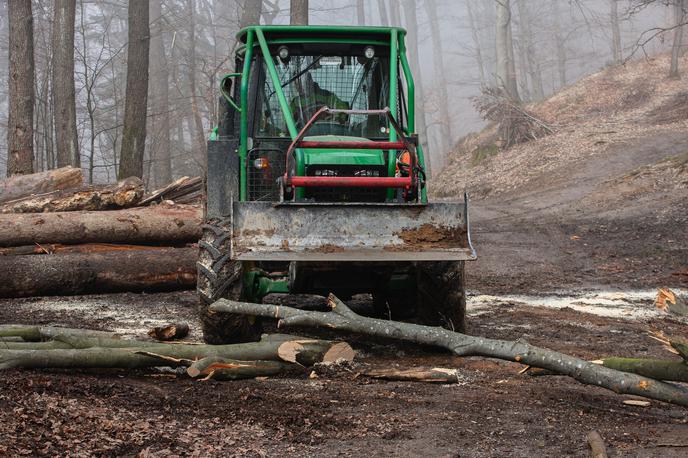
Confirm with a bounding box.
[253,157,270,169]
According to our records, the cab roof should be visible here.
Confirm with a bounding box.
[236,25,407,44]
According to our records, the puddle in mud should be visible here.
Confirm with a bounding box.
[467,289,687,320]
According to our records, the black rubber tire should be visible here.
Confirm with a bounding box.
[415,261,466,333]
[197,218,261,344]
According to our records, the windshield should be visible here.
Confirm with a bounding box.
[258,55,391,138]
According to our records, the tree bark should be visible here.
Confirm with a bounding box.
[240,0,263,27]
[0,166,83,203]
[149,0,172,186]
[188,357,295,380]
[52,0,80,168]
[495,0,520,101]
[0,247,197,297]
[0,204,201,247]
[0,335,345,370]
[600,357,688,382]
[0,177,144,213]
[187,0,207,171]
[377,0,389,25]
[610,0,622,64]
[118,0,150,179]
[670,0,685,77]
[357,0,365,25]
[587,431,608,458]
[290,0,308,25]
[7,0,35,176]
[363,367,461,383]
[211,295,688,407]
[0,324,115,342]
[0,243,186,256]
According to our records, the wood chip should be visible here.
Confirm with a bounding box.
[623,399,651,407]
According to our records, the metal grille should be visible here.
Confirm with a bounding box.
[305,165,387,203]
[259,55,390,136]
[247,149,285,201]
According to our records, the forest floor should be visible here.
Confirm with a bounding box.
[1,56,688,456]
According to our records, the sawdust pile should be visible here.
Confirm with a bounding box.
[432,54,688,199]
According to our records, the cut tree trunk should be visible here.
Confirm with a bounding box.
[587,431,608,458]
[0,243,188,256]
[211,295,688,407]
[599,358,688,382]
[0,166,82,203]
[187,357,295,380]
[0,324,115,341]
[0,334,347,370]
[362,367,461,383]
[0,247,197,297]
[139,176,202,206]
[0,204,201,247]
[0,177,144,213]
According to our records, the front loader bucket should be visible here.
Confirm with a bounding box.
[230,197,476,262]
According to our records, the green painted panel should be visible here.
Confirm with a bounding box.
[302,135,385,166]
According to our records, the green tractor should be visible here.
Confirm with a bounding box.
[200,25,475,343]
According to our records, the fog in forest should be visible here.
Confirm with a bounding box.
[0,0,680,182]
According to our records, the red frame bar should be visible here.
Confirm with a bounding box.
[296,141,406,150]
[286,176,412,188]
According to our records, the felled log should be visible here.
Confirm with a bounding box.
[0,334,350,370]
[597,358,688,382]
[148,322,190,341]
[0,243,189,256]
[139,176,203,206]
[187,357,294,380]
[211,294,688,407]
[0,247,196,297]
[0,166,83,203]
[362,367,460,383]
[0,177,144,213]
[0,324,115,341]
[0,204,201,247]
[587,431,608,458]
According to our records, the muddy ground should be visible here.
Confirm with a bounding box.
[1,204,687,457]
[2,128,688,456]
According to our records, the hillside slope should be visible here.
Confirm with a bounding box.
[431,54,688,293]
[432,54,688,203]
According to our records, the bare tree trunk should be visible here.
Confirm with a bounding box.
[240,0,263,26]
[52,0,80,168]
[7,0,35,176]
[424,0,453,157]
[670,0,685,77]
[610,0,622,64]
[118,0,150,179]
[495,0,520,101]
[466,0,487,86]
[357,0,365,25]
[553,0,567,87]
[187,0,207,172]
[388,0,401,26]
[150,0,172,186]
[290,0,308,25]
[402,0,431,174]
[516,0,544,100]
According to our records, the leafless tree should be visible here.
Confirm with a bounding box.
[495,0,520,101]
[670,0,686,77]
[149,0,172,186]
[118,0,150,179]
[610,0,623,63]
[7,0,35,176]
[53,0,80,168]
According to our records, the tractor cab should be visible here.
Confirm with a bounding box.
[214,26,422,204]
